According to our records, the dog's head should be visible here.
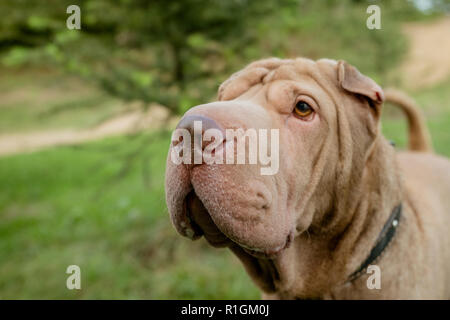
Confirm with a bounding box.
[165,57,384,259]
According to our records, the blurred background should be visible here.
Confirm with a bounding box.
[0,0,449,299]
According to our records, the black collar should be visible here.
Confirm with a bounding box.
[348,204,402,282]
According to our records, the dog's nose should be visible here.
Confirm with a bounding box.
[175,114,225,163]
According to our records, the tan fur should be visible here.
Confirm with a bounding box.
[165,57,450,299]
[384,88,433,152]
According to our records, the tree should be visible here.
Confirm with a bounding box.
[1,0,298,115]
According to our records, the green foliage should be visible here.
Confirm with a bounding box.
[0,0,437,115]
[0,0,298,114]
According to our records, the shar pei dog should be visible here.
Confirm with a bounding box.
[164,57,450,299]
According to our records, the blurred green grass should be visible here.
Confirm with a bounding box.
[0,132,259,299]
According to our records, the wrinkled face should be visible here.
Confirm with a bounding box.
[165,57,383,258]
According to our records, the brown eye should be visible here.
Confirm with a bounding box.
[294,101,314,118]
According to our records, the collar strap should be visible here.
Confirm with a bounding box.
[348,204,402,282]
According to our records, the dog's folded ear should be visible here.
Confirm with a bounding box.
[338,60,385,116]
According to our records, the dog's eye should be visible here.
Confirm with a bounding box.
[294,101,314,118]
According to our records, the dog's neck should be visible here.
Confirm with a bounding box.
[233,136,403,299]
[290,136,402,298]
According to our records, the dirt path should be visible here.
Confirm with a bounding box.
[0,105,177,156]
[400,17,450,89]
